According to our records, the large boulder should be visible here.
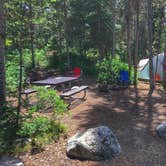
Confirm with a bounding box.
[156,122,166,140]
[67,126,121,161]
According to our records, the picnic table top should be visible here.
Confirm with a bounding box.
[31,76,78,86]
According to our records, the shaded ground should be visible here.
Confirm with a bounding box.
[20,79,166,166]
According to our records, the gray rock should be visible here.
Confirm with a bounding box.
[0,156,24,166]
[156,122,166,140]
[67,126,121,161]
[15,138,32,147]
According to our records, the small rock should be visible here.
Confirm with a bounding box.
[156,122,166,140]
[66,126,121,161]
[15,138,32,147]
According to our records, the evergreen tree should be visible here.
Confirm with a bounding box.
[0,0,6,108]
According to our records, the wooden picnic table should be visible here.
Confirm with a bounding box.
[31,76,78,86]
[30,76,87,109]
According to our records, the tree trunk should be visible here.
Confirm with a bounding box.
[126,0,132,76]
[112,0,116,57]
[17,38,23,126]
[29,0,35,68]
[133,0,139,85]
[97,3,103,60]
[155,6,164,77]
[163,42,166,89]
[0,0,6,108]
[64,0,70,69]
[17,3,25,126]
[147,0,155,95]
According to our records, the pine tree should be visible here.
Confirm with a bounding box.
[147,0,155,95]
[0,0,6,108]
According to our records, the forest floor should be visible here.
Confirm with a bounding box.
[20,78,166,166]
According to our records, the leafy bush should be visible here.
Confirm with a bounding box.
[6,57,26,95]
[6,48,48,95]
[0,107,18,154]
[0,87,68,154]
[23,49,48,70]
[17,116,66,142]
[17,87,68,149]
[96,55,129,84]
[6,61,20,94]
[32,87,68,116]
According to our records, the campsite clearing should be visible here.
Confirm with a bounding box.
[20,80,166,166]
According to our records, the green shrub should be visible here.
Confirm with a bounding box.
[96,55,129,84]
[0,87,68,154]
[18,116,66,138]
[6,52,24,95]
[0,107,18,154]
[33,87,68,116]
[23,49,48,70]
[17,115,67,148]
[17,87,68,149]
[6,48,48,95]
[6,61,20,94]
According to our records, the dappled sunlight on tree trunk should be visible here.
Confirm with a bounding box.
[147,0,155,95]
[163,42,166,89]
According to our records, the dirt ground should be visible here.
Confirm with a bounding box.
[20,79,166,166]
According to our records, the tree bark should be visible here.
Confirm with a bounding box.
[133,0,139,85]
[112,0,116,57]
[17,38,23,126]
[147,0,155,95]
[64,0,70,69]
[0,0,6,108]
[163,42,166,89]
[155,5,164,78]
[29,0,35,69]
[126,0,132,76]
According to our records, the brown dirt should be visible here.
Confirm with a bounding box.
[20,79,166,166]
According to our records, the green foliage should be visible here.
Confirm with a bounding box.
[0,107,18,154]
[6,48,48,95]
[18,116,66,140]
[6,54,26,95]
[48,52,68,72]
[16,115,67,149]
[0,87,67,154]
[18,87,67,149]
[86,48,99,59]
[6,61,20,94]
[5,39,12,46]
[33,87,68,115]
[23,49,48,71]
[97,55,129,84]
[48,50,98,75]
[35,49,48,67]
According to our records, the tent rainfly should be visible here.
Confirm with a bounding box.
[138,53,164,81]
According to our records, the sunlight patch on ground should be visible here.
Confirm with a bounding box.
[114,108,126,113]
[135,123,146,130]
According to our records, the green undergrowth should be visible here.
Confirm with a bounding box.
[15,116,67,153]
[0,87,68,154]
[96,55,134,85]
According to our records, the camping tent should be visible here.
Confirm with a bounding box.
[138,52,164,81]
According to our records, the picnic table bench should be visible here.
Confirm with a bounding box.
[60,85,88,108]
[21,89,37,95]
[21,88,37,106]
[21,76,88,108]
